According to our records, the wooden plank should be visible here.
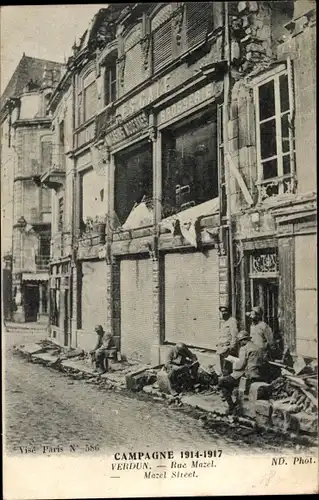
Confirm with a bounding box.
[278,237,296,352]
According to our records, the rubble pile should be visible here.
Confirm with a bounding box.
[264,356,318,436]
[269,355,317,416]
[270,377,296,401]
[270,375,318,415]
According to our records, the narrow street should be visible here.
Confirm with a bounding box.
[4,328,302,456]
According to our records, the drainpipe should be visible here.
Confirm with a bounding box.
[69,71,77,346]
[287,56,296,187]
[223,2,236,316]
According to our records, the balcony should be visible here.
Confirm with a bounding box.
[35,255,50,271]
[40,166,66,192]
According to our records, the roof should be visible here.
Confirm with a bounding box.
[0,54,64,111]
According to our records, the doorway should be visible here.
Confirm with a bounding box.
[64,289,69,347]
[250,278,279,333]
[24,283,39,322]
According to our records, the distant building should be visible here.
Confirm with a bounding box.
[1,54,64,322]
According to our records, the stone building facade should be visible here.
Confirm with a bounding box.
[0,54,64,322]
[45,1,316,363]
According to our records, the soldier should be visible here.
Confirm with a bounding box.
[216,306,239,375]
[165,342,199,394]
[246,306,275,357]
[218,330,266,414]
[90,325,114,374]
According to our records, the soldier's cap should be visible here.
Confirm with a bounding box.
[219,305,230,313]
[238,330,251,341]
[94,325,104,334]
[246,305,263,317]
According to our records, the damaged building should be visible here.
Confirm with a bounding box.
[43,1,316,365]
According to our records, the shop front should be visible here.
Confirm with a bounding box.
[77,258,108,351]
[101,74,228,364]
[120,256,154,364]
[155,79,227,360]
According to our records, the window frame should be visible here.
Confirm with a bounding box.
[104,61,117,107]
[254,63,295,197]
[76,67,97,127]
[161,109,219,218]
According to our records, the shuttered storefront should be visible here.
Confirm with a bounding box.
[164,250,219,349]
[120,258,153,363]
[294,234,317,358]
[81,260,107,332]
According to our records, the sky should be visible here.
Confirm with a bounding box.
[0,4,105,93]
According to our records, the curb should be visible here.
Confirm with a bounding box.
[13,345,317,449]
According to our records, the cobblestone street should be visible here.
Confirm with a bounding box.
[4,328,303,457]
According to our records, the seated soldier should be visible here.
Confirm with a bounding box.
[165,342,199,395]
[218,330,267,414]
[90,325,114,374]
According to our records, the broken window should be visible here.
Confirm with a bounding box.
[80,167,106,224]
[114,142,153,225]
[162,111,219,218]
[255,65,295,199]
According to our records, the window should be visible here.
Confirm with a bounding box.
[255,67,295,200]
[162,112,218,218]
[39,234,51,257]
[104,62,117,106]
[59,121,65,169]
[114,142,153,225]
[80,168,106,224]
[58,197,64,231]
[77,70,97,126]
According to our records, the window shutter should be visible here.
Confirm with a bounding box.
[124,43,144,93]
[152,19,173,73]
[186,2,212,49]
[84,82,97,121]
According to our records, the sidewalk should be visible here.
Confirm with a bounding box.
[12,338,318,447]
[4,320,49,332]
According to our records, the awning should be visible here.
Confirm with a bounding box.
[22,272,48,282]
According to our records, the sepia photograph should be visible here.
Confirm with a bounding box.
[1,2,318,498]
